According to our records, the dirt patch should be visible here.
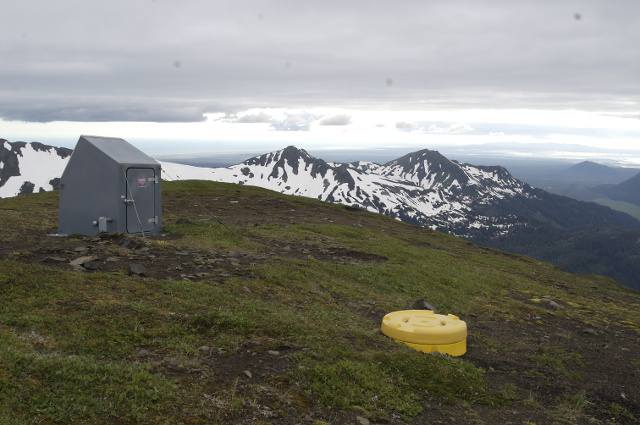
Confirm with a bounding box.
[13,233,261,282]
[8,230,387,282]
[466,309,640,423]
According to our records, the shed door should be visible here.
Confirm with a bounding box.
[125,168,156,234]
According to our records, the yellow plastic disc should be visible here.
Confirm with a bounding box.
[381,310,467,345]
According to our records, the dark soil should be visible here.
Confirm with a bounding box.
[6,231,386,282]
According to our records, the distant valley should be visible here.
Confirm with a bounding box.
[520,160,640,220]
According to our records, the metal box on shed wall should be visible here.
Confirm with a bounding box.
[58,135,162,235]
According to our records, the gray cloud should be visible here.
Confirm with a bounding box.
[319,114,351,126]
[232,112,273,123]
[395,120,475,134]
[0,99,207,123]
[269,112,318,131]
[224,110,318,131]
[396,121,416,131]
[1,0,639,122]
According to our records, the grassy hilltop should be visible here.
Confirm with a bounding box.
[0,181,639,424]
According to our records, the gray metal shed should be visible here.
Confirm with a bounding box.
[58,135,162,235]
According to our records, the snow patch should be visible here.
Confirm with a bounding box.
[0,144,68,197]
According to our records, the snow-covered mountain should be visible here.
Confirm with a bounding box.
[0,139,72,198]
[161,146,531,237]
[2,140,636,241]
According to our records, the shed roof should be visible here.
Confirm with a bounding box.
[80,135,158,166]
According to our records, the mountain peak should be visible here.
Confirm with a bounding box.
[384,148,450,167]
[243,146,322,169]
[383,147,473,189]
[569,160,611,170]
[278,145,314,162]
[238,146,333,184]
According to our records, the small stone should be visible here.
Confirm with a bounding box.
[82,261,100,271]
[70,255,97,266]
[138,349,151,357]
[541,298,562,310]
[582,327,597,336]
[355,416,370,425]
[128,264,146,276]
[69,255,98,269]
[243,370,253,379]
[531,297,563,310]
[412,298,436,311]
[267,350,280,356]
[74,246,89,252]
[106,257,120,262]
[198,345,211,354]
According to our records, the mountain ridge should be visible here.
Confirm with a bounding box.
[560,160,639,185]
[597,172,640,206]
[163,145,539,237]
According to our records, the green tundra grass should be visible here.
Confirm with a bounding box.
[0,181,638,424]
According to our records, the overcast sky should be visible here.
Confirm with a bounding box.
[1,0,639,159]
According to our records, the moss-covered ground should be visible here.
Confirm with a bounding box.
[0,181,638,424]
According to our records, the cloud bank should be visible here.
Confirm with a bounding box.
[0,0,638,122]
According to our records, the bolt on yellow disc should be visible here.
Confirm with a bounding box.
[381,310,468,356]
